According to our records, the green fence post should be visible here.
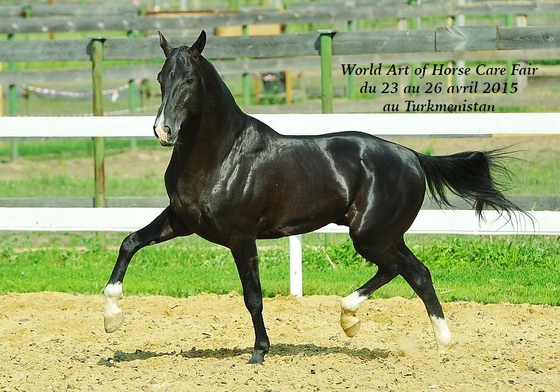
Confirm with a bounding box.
[91,37,107,249]
[127,30,138,149]
[127,31,137,116]
[346,21,355,100]
[242,24,251,107]
[452,0,466,90]
[318,30,336,114]
[408,0,419,96]
[505,8,514,93]
[140,79,150,108]
[8,33,18,160]
[128,76,138,150]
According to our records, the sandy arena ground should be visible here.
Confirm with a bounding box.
[0,292,558,391]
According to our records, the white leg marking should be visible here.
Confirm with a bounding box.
[341,291,368,312]
[340,292,368,337]
[429,315,454,354]
[104,283,125,333]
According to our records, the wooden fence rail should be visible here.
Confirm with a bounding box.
[2,26,560,62]
[0,4,140,19]
[1,1,560,34]
[1,113,559,296]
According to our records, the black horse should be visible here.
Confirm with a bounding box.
[103,31,524,364]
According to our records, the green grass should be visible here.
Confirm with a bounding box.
[0,233,558,305]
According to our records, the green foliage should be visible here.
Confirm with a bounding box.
[304,240,366,270]
[410,235,559,270]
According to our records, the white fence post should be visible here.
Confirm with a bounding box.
[289,235,303,297]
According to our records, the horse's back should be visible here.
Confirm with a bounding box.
[266,126,423,183]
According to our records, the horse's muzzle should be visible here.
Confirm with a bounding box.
[153,124,174,146]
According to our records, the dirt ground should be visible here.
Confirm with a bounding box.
[0,292,558,391]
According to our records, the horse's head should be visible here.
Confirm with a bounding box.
[153,30,207,146]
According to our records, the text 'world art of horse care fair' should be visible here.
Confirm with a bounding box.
[340,62,539,113]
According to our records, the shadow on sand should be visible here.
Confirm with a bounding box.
[97,343,392,366]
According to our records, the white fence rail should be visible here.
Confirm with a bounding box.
[1,114,559,296]
[2,113,560,138]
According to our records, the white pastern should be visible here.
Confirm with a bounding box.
[340,291,368,337]
[341,291,368,312]
[429,315,454,354]
[104,282,123,317]
[103,283,125,333]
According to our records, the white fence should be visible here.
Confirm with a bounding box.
[1,113,559,296]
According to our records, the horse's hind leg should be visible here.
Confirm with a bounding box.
[340,265,399,337]
[340,238,453,353]
[396,240,453,353]
[104,206,192,333]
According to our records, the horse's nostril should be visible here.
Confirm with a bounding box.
[154,123,171,142]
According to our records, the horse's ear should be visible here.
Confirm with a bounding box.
[191,30,206,55]
[158,31,173,57]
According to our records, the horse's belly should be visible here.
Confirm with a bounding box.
[256,197,348,239]
[257,218,338,239]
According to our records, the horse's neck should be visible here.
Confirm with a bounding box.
[206,64,245,122]
[200,63,248,141]
[175,63,248,164]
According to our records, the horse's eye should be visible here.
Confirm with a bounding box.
[185,77,195,85]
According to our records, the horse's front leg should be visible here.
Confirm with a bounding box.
[230,238,270,364]
[104,206,191,333]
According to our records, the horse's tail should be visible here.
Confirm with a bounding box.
[414,149,525,219]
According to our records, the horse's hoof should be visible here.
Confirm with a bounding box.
[437,339,456,355]
[341,311,361,337]
[247,357,265,365]
[247,350,266,365]
[104,311,124,333]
